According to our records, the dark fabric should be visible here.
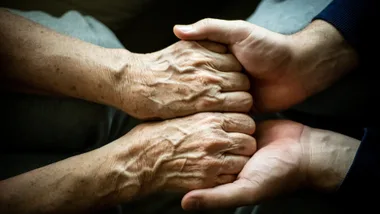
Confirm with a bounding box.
[0,0,260,53]
[337,128,380,210]
[313,0,378,56]
[291,0,379,121]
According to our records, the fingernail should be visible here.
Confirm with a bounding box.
[176,25,194,33]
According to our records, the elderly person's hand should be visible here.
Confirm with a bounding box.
[0,113,256,213]
[114,41,252,119]
[174,19,357,113]
[113,112,256,196]
[181,119,359,210]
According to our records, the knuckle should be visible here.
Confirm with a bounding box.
[192,57,212,67]
[200,18,213,26]
[204,113,223,124]
[198,73,222,84]
[195,96,222,110]
[235,20,247,26]
[239,93,254,111]
[205,139,229,152]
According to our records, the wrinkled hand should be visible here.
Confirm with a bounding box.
[181,120,360,210]
[108,112,256,199]
[121,40,252,119]
[174,19,357,113]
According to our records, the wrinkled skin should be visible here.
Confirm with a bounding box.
[174,19,357,113]
[181,120,360,210]
[119,41,252,119]
[106,112,257,200]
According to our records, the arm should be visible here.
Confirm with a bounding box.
[0,141,139,214]
[0,113,256,214]
[0,8,251,119]
[0,8,128,106]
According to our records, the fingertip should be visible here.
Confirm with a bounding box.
[174,24,196,40]
[220,92,252,113]
[181,191,203,210]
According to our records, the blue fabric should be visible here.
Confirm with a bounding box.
[339,128,380,195]
[313,0,378,57]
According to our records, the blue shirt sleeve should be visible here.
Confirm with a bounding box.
[337,128,380,204]
[313,0,378,56]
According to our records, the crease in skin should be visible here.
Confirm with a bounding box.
[161,125,197,147]
[179,157,188,173]
[218,144,240,154]
[116,117,227,193]
[163,172,205,180]
[145,58,223,107]
[146,81,210,106]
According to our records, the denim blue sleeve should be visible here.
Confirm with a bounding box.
[337,128,380,203]
[313,0,378,56]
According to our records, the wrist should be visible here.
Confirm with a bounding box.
[288,19,358,97]
[301,126,360,191]
[97,48,136,110]
[95,136,148,203]
[67,147,133,209]
[105,49,156,117]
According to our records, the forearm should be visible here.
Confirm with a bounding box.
[0,8,133,107]
[0,143,140,214]
[290,19,358,97]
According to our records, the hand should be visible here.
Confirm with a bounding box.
[105,112,256,201]
[181,120,360,210]
[174,19,358,112]
[117,40,252,119]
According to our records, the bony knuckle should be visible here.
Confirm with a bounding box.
[195,98,220,111]
[204,113,223,124]
[201,18,213,26]
[235,20,246,25]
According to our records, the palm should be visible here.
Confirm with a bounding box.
[181,120,307,209]
[237,120,305,202]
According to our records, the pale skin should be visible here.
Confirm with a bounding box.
[0,112,257,214]
[173,18,361,209]
[0,9,256,214]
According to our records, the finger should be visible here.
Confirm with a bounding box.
[174,18,251,45]
[207,53,242,72]
[216,174,236,184]
[181,179,256,210]
[217,71,250,92]
[216,92,253,113]
[196,41,227,53]
[221,113,256,134]
[165,174,213,192]
[218,155,249,174]
[224,133,256,156]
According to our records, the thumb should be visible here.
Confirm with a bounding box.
[173,18,250,45]
[181,179,257,210]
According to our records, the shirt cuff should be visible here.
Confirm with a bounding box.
[337,128,380,202]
